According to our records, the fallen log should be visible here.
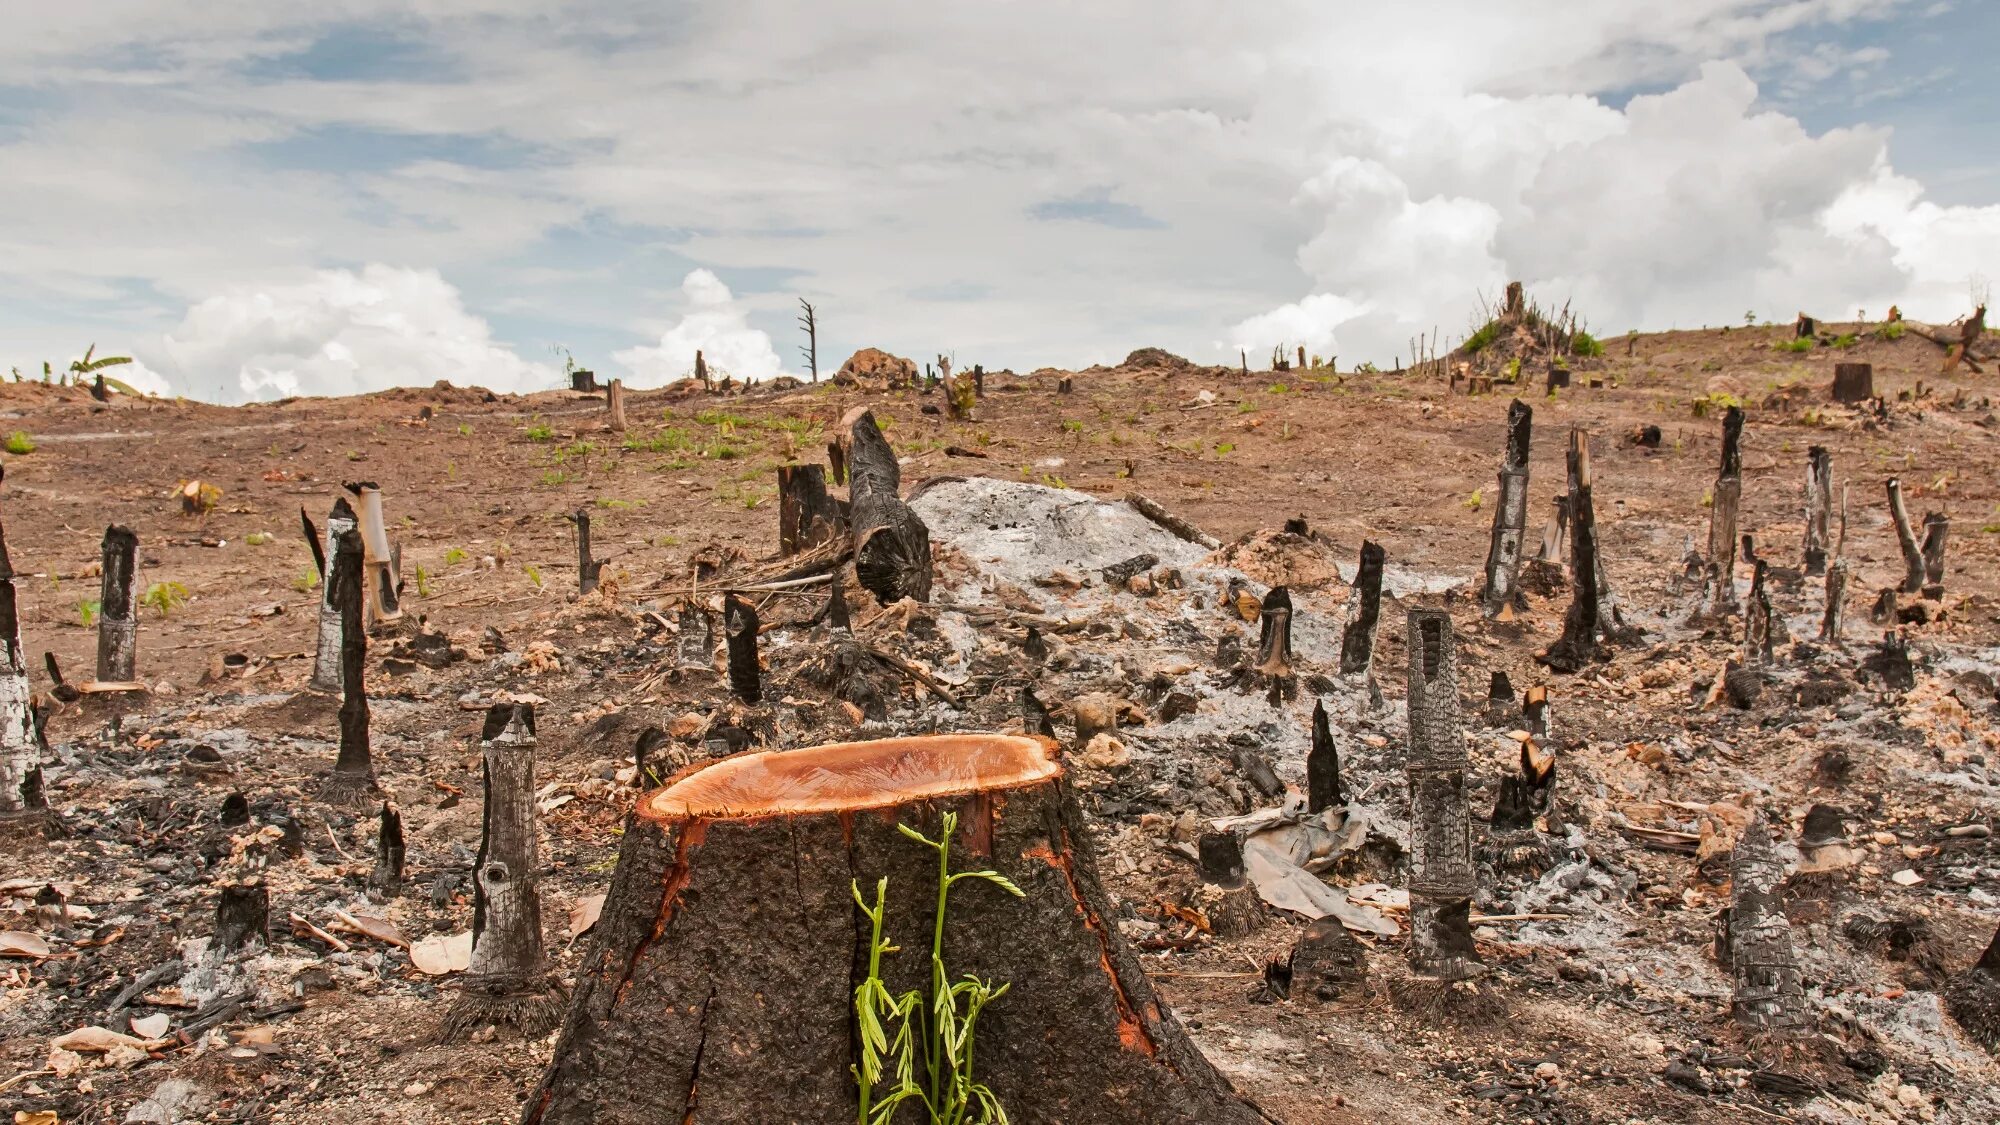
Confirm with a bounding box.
[1125,493,1220,549]
[524,734,1272,1124]
[845,410,932,603]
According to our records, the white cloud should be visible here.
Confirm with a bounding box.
[614,270,786,385]
[153,265,551,402]
[1225,294,1370,361]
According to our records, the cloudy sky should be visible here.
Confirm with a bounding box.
[3,1,1996,401]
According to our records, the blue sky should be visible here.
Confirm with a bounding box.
[2,1,1995,400]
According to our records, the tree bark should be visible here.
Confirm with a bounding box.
[1339,540,1385,676]
[1405,610,1477,983]
[1802,446,1832,577]
[0,495,48,824]
[1535,494,1569,565]
[845,411,933,603]
[723,593,761,703]
[320,528,380,807]
[605,378,626,432]
[777,463,844,556]
[1744,560,1775,664]
[1886,478,1925,594]
[344,482,403,627]
[1726,816,1808,1033]
[1819,558,1848,645]
[570,508,604,596]
[1920,511,1948,600]
[1832,362,1874,403]
[1253,586,1293,679]
[1124,493,1219,549]
[95,525,139,683]
[676,601,713,672]
[307,498,354,693]
[1540,430,1605,672]
[1480,400,1531,618]
[1307,699,1345,813]
[1704,407,1743,615]
[447,702,564,1040]
[523,734,1271,1124]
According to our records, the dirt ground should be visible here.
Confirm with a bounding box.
[0,316,1997,1123]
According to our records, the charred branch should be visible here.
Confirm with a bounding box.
[1307,699,1345,813]
[370,802,405,897]
[1745,560,1776,664]
[1199,830,1247,888]
[0,492,47,823]
[214,882,269,953]
[1540,430,1607,672]
[1124,492,1221,549]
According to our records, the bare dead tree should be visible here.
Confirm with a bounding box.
[1405,609,1477,984]
[1803,446,1832,577]
[1703,407,1744,616]
[446,702,565,1039]
[320,528,380,807]
[1481,400,1531,618]
[95,525,139,683]
[1339,540,1385,676]
[305,498,354,693]
[1885,478,1926,594]
[797,298,818,382]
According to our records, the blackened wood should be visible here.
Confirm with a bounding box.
[524,737,1273,1124]
[675,601,712,671]
[826,572,850,631]
[1283,515,1310,536]
[1103,552,1159,587]
[1199,830,1247,888]
[95,525,139,682]
[570,508,604,596]
[1886,478,1925,593]
[1481,399,1532,618]
[447,702,563,1039]
[219,792,250,826]
[1124,493,1220,549]
[1545,364,1569,394]
[1794,313,1815,340]
[308,498,355,693]
[321,528,379,807]
[1406,609,1476,981]
[693,349,708,390]
[1920,512,1948,600]
[570,366,597,393]
[776,463,843,556]
[844,410,933,603]
[1704,407,1743,614]
[1745,560,1775,664]
[1946,922,2000,1049]
[1339,540,1385,676]
[1727,816,1808,1032]
[0,495,46,821]
[1803,446,1832,576]
[1521,685,1550,739]
[1020,685,1056,738]
[1307,699,1345,813]
[633,727,667,788]
[1540,430,1604,672]
[299,507,325,579]
[1254,587,1293,678]
[1233,746,1283,799]
[1290,917,1368,1002]
[1820,558,1849,644]
[1490,741,1555,830]
[215,881,269,952]
[1832,362,1874,403]
[1488,671,1514,705]
[371,802,404,897]
[723,594,760,703]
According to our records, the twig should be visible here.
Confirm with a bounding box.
[864,647,964,709]
[105,959,185,1017]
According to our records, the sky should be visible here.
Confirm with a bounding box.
[2,1,1997,402]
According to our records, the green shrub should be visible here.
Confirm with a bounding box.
[1571,331,1604,357]
[3,432,35,455]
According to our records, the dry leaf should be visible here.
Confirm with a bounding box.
[408,931,472,976]
[51,1026,159,1053]
[329,910,408,948]
[16,1111,58,1125]
[0,932,51,959]
[127,1013,170,1040]
[568,895,606,939]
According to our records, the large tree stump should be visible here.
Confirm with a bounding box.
[1406,610,1477,984]
[1831,362,1874,403]
[0,487,48,827]
[306,498,356,693]
[843,410,933,603]
[524,735,1271,1124]
[1480,400,1532,619]
[1726,815,1808,1033]
[95,525,139,683]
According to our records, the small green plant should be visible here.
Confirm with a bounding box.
[523,564,544,590]
[75,598,100,627]
[1830,332,1859,349]
[3,431,34,455]
[140,581,188,618]
[1214,441,1235,457]
[1571,330,1604,357]
[1504,357,1522,382]
[292,565,321,593]
[443,547,468,566]
[1461,320,1501,354]
[1691,391,1743,418]
[1462,488,1483,511]
[1744,310,1757,327]
[1776,337,1813,353]
[1878,321,1907,341]
[851,811,1023,1125]
[1059,419,1084,433]
[413,564,435,598]
[244,531,273,546]
[525,420,556,442]
[457,422,473,436]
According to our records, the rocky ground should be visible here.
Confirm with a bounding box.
[0,314,1997,1123]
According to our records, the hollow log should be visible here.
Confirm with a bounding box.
[0,491,47,824]
[1832,362,1874,404]
[723,593,761,704]
[446,702,564,1040]
[605,378,626,432]
[845,411,932,603]
[1704,407,1744,615]
[1803,446,1832,576]
[95,525,139,682]
[1820,559,1848,645]
[1920,512,1948,600]
[1540,430,1605,672]
[1406,610,1477,982]
[214,881,269,953]
[371,802,404,897]
[1307,699,1345,813]
[320,528,380,807]
[523,734,1271,1124]
[1946,922,2000,1050]
[1727,815,1808,1032]
[1886,478,1925,594]
[307,498,355,693]
[1481,400,1532,618]
[570,508,604,596]
[1339,540,1385,676]
[343,482,402,627]
[777,463,844,557]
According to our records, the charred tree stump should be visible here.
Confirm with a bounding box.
[1803,446,1832,577]
[694,349,709,391]
[1820,559,1849,644]
[306,498,355,693]
[319,529,380,807]
[844,410,933,603]
[1886,479,1925,594]
[523,734,1271,1124]
[95,525,139,683]
[1946,922,2000,1050]
[371,802,404,897]
[1490,741,1555,831]
[447,702,564,1040]
[1536,494,1570,565]
[776,463,843,556]
[344,482,403,628]
[605,378,626,432]
[1745,560,1776,664]
[1726,815,1809,1033]
[675,600,714,674]
[1540,430,1606,672]
[570,366,598,393]
[1832,362,1874,404]
[1405,610,1478,985]
[1704,407,1744,616]
[1480,400,1532,619]
[723,593,761,704]
[214,882,269,953]
[1251,587,1295,702]
[1339,540,1385,676]
[0,491,48,827]
[1920,512,1948,600]
[569,508,605,596]
[1794,313,1816,340]
[1307,699,1345,813]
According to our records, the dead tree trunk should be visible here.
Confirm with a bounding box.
[344,482,403,628]
[307,498,355,693]
[320,528,380,807]
[1307,699,1345,813]
[605,378,626,432]
[1480,400,1532,619]
[1744,561,1775,664]
[1540,430,1605,672]
[1405,610,1477,984]
[1886,478,1925,594]
[1920,512,1948,600]
[1704,407,1744,615]
[569,508,604,596]
[776,463,843,556]
[1536,494,1569,565]
[523,734,1272,1124]
[844,410,932,603]
[0,492,48,826]
[723,593,760,703]
[797,299,818,381]
[1339,540,1385,676]
[95,525,139,683]
[694,349,709,391]
[1820,559,1848,644]
[1727,815,1808,1032]
[1803,446,1832,577]
[446,702,564,1039]
[371,802,404,897]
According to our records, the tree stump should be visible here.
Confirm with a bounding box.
[525,734,1271,1125]
[344,482,403,627]
[570,507,605,596]
[776,463,844,556]
[1704,407,1744,616]
[1832,363,1873,404]
[95,525,139,683]
[306,499,355,693]
[1338,540,1385,676]
[1886,479,1925,594]
[605,378,626,432]
[320,529,381,807]
[0,487,49,827]
[1480,400,1531,619]
[844,410,933,603]
[1802,446,1832,577]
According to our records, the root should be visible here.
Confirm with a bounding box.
[442,973,568,1042]
[1382,967,1506,1026]
[318,772,382,810]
